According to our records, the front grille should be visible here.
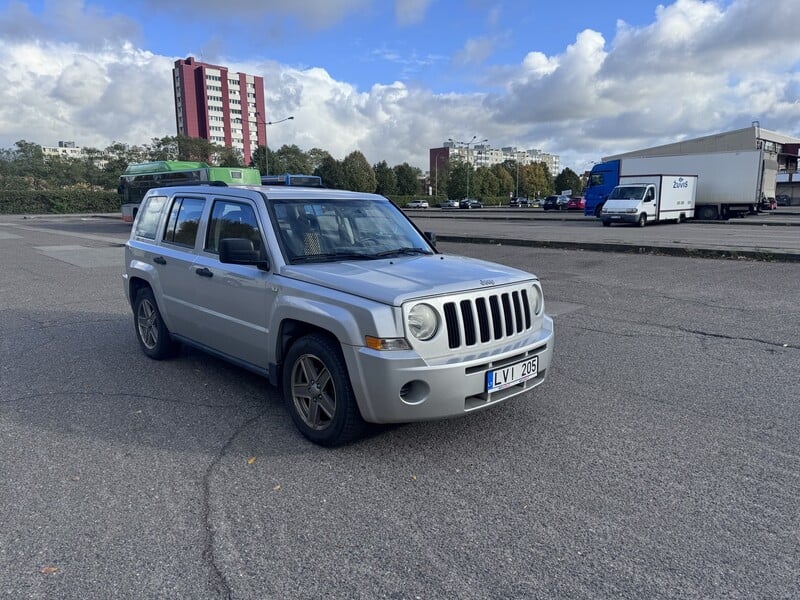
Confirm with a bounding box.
[443,288,533,349]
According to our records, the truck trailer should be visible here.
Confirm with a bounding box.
[600,174,697,227]
[584,150,777,220]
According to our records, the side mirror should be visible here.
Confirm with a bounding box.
[424,231,437,248]
[219,238,270,271]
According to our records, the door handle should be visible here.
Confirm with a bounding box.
[195,267,213,278]
[153,256,166,265]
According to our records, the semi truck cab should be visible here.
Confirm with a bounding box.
[584,160,620,217]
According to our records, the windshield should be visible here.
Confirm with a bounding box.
[269,197,434,263]
[609,186,646,200]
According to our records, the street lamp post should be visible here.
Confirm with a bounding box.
[255,113,294,175]
[449,135,487,200]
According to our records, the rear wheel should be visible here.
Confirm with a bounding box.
[282,333,366,446]
[594,204,604,217]
[697,205,717,220]
[133,288,179,359]
[637,213,647,227]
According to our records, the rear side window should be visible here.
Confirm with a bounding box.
[163,197,206,247]
[134,195,168,239]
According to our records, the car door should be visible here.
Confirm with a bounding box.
[644,185,657,220]
[156,195,208,341]
[190,197,274,370]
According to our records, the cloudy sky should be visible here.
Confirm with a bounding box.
[0,0,798,173]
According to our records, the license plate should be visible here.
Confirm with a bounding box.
[486,356,539,392]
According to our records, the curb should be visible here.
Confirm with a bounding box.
[436,235,800,263]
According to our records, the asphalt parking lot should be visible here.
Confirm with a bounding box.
[1,215,798,599]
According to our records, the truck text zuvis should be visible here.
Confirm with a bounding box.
[584,150,777,220]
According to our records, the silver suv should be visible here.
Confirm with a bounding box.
[124,184,554,445]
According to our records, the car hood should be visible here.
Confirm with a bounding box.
[280,254,537,306]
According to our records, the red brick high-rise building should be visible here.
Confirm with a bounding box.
[173,56,266,165]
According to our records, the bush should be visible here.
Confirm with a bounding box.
[0,190,121,214]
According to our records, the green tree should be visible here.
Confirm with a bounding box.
[147,136,179,161]
[177,135,218,162]
[472,167,499,201]
[446,161,471,200]
[394,162,420,196]
[520,162,552,199]
[554,167,582,195]
[250,145,268,174]
[373,160,397,196]
[314,155,346,189]
[342,150,377,192]
[216,146,244,167]
[491,163,515,199]
[307,148,332,173]
[271,144,312,175]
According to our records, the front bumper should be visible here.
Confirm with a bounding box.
[602,213,638,223]
[343,315,554,424]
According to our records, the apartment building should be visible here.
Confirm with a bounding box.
[41,141,83,160]
[173,57,266,165]
[430,142,560,180]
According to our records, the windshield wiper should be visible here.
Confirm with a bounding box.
[290,252,373,264]
[372,247,433,258]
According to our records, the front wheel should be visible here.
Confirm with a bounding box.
[602,220,611,227]
[637,213,647,227]
[282,333,366,446]
[133,288,179,359]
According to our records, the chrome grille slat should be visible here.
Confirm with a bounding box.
[442,285,536,349]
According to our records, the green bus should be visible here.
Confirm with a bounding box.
[118,161,262,222]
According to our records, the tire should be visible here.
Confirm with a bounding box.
[133,288,179,360]
[282,333,366,446]
[697,205,717,220]
[637,213,647,227]
[601,220,611,227]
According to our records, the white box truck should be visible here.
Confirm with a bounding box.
[585,150,777,220]
[600,174,697,227]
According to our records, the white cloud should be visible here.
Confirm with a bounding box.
[485,0,800,167]
[395,0,432,26]
[0,0,799,174]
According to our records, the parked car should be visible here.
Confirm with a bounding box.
[566,196,585,211]
[542,195,570,211]
[509,197,531,207]
[758,197,777,211]
[441,199,460,208]
[123,184,554,446]
[406,199,429,209]
[775,194,791,206]
[459,199,483,209]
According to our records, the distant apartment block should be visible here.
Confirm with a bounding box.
[41,141,83,159]
[430,142,560,179]
[173,56,266,165]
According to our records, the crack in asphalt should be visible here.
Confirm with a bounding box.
[562,320,797,350]
[201,411,268,599]
[0,390,254,409]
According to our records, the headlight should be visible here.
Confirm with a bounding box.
[530,284,544,316]
[408,303,439,340]
[625,208,638,213]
